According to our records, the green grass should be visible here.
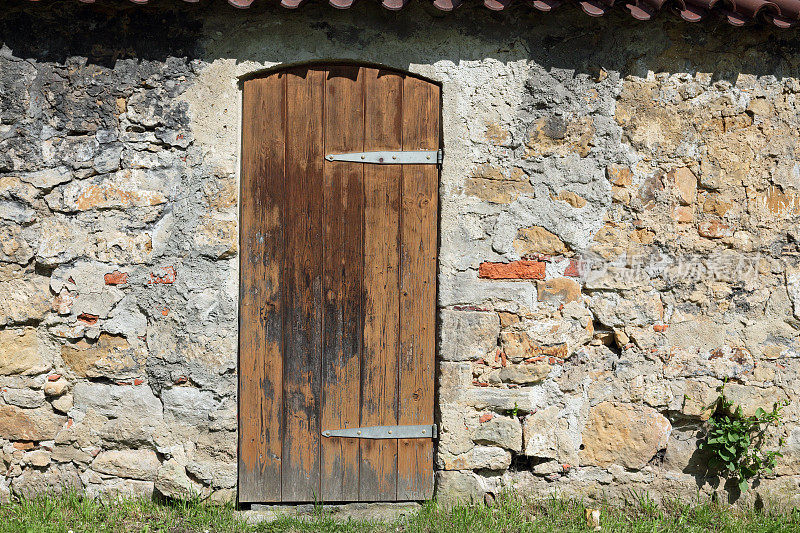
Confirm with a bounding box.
[1,491,800,532]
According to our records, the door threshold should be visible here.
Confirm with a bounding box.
[240,501,422,524]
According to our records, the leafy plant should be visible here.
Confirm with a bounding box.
[699,382,788,493]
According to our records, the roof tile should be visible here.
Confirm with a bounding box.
[36,0,800,27]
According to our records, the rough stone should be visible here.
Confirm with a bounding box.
[536,278,581,304]
[50,169,167,212]
[722,383,788,417]
[11,464,81,499]
[0,405,65,441]
[671,167,697,206]
[0,327,48,376]
[84,477,155,500]
[435,470,489,507]
[23,449,52,467]
[682,379,721,420]
[439,310,499,362]
[20,167,72,189]
[500,331,570,361]
[514,226,569,257]
[155,458,203,500]
[194,216,237,259]
[464,165,533,204]
[664,320,727,353]
[43,379,69,397]
[662,426,705,474]
[0,226,35,264]
[487,361,551,384]
[523,405,580,465]
[36,216,91,266]
[52,394,74,414]
[72,382,162,420]
[162,387,219,426]
[2,387,45,408]
[698,220,733,239]
[671,206,694,223]
[580,402,671,470]
[0,275,51,326]
[473,415,522,452]
[92,449,160,481]
[61,333,144,379]
[441,446,511,471]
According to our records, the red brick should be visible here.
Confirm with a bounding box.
[563,259,581,277]
[47,374,61,382]
[133,379,144,386]
[478,260,545,280]
[653,324,669,332]
[479,413,494,423]
[149,266,176,285]
[77,313,99,325]
[698,220,733,239]
[104,270,128,286]
[453,305,491,311]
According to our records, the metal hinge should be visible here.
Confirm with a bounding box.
[322,424,438,439]
[325,150,442,165]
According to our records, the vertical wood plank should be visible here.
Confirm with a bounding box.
[321,65,364,502]
[239,74,285,503]
[360,68,402,502]
[398,77,439,500]
[282,67,325,502]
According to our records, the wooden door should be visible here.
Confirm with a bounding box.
[239,64,439,503]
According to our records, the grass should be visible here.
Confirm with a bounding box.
[1,491,800,533]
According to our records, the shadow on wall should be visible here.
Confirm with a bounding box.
[0,0,799,80]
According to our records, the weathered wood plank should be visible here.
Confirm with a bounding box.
[398,76,439,500]
[360,68,402,502]
[282,67,325,502]
[321,65,364,502]
[239,74,285,503]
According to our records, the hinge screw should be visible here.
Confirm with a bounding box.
[357,430,361,435]
[361,155,365,160]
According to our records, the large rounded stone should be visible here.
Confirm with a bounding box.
[580,402,671,470]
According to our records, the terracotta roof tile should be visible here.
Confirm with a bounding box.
[57,0,800,27]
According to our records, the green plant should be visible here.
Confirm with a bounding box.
[699,382,788,493]
[507,402,520,418]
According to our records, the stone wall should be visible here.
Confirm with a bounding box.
[2,0,800,507]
